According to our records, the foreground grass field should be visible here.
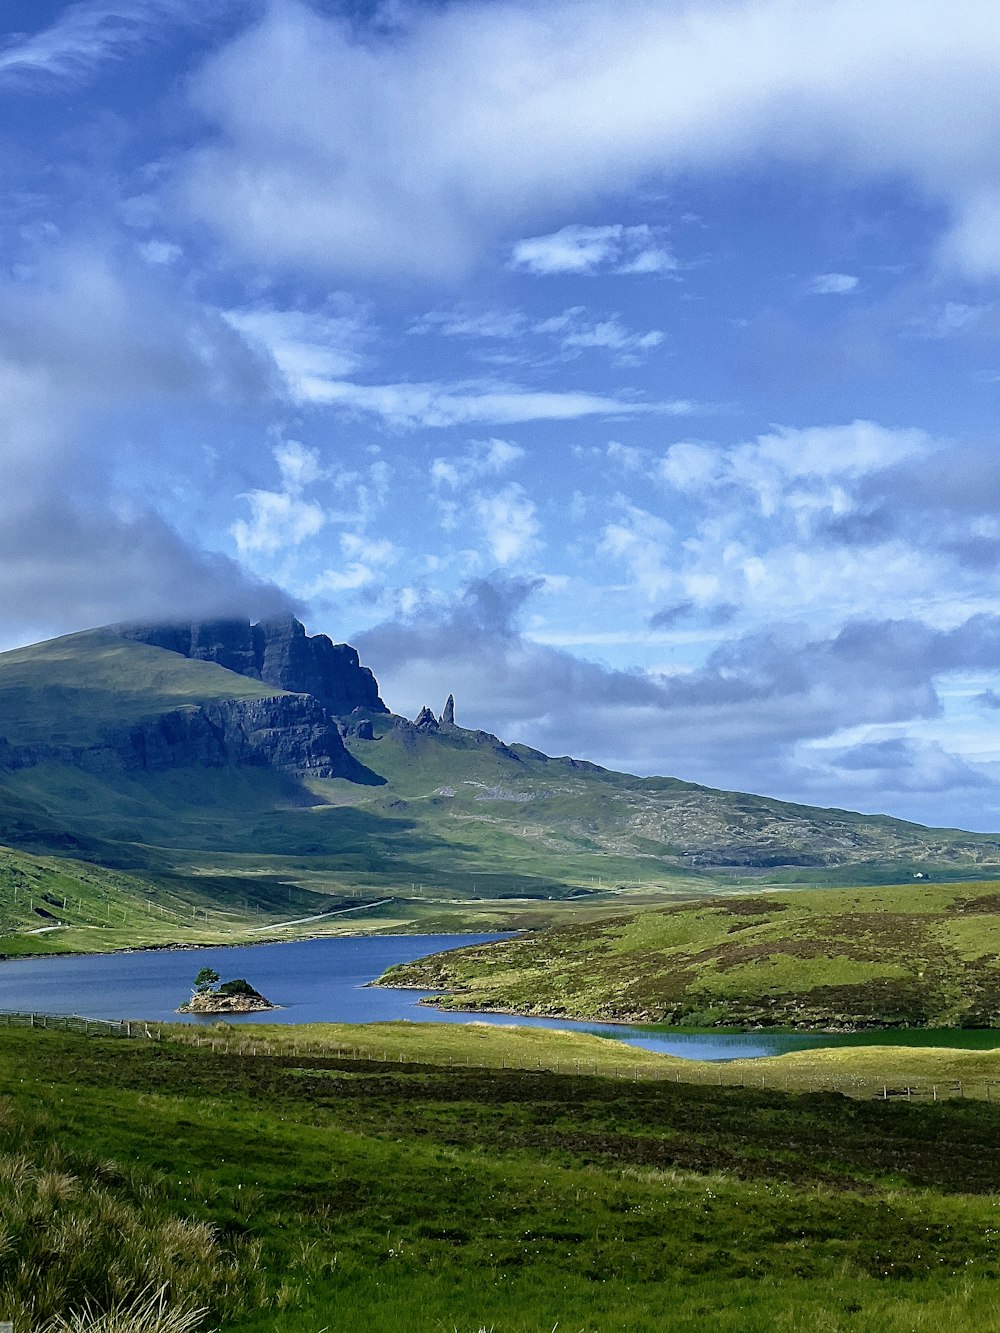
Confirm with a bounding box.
[381,879,1000,1029]
[6,1022,1000,1330]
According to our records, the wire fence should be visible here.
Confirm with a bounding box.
[0,1010,162,1040]
[3,1009,998,1103]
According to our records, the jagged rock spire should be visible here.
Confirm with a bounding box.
[440,694,456,726]
[414,705,440,731]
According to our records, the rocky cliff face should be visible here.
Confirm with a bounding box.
[0,695,382,784]
[119,616,388,716]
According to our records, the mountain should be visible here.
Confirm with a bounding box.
[0,619,998,948]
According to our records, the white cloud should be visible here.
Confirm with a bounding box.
[509,224,676,277]
[230,439,326,557]
[592,422,982,634]
[273,439,324,492]
[431,438,525,491]
[658,441,723,492]
[224,303,372,397]
[138,239,182,265]
[940,188,1000,278]
[340,532,398,568]
[413,303,663,365]
[806,272,860,295]
[599,504,676,602]
[741,421,930,482]
[533,308,664,364]
[410,309,529,340]
[606,441,647,472]
[181,0,1000,280]
[475,484,541,566]
[912,302,989,338]
[304,531,398,595]
[0,0,221,85]
[230,489,325,557]
[301,377,696,428]
[660,421,930,500]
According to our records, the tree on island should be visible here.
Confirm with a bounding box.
[193,966,220,995]
[183,967,272,1011]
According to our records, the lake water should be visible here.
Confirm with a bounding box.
[2,933,999,1062]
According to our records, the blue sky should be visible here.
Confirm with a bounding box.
[4,0,1000,829]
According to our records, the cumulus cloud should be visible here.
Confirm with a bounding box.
[660,422,931,500]
[805,272,859,295]
[475,484,541,565]
[614,421,972,625]
[304,531,398,596]
[509,224,676,276]
[431,438,525,492]
[599,504,676,602]
[427,440,538,563]
[181,0,1000,279]
[231,440,326,556]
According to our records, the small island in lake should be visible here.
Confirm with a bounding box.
[178,967,276,1014]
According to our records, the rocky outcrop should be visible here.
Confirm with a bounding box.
[345,709,375,740]
[414,706,440,732]
[0,695,384,784]
[119,616,388,716]
[180,984,275,1014]
[440,694,456,726]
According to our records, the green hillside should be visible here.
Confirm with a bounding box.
[0,843,300,957]
[379,880,1000,1029]
[0,629,281,746]
[0,627,999,955]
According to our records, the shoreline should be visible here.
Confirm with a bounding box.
[372,981,1000,1037]
[0,925,513,966]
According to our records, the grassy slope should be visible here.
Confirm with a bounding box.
[341,719,1000,883]
[0,629,282,746]
[0,842,334,957]
[10,1024,1000,1330]
[380,880,1000,1029]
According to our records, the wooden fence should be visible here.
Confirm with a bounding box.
[0,1010,162,1039]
